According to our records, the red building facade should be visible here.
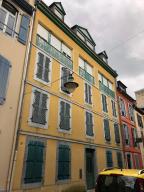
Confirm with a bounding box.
[117,81,143,169]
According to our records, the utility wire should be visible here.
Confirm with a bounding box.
[108,29,144,54]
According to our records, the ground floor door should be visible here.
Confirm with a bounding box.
[86,148,95,189]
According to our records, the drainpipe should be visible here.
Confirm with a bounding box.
[6,6,36,192]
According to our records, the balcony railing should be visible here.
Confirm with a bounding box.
[99,81,115,99]
[36,35,73,70]
[79,67,95,85]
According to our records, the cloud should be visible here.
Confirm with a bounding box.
[43,0,144,98]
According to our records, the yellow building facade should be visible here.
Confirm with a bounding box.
[12,1,123,191]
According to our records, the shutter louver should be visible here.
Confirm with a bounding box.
[86,112,93,136]
[104,119,111,141]
[36,52,44,80]
[114,123,120,143]
[58,144,70,180]
[65,103,70,130]
[31,90,48,125]
[117,152,123,168]
[106,151,113,167]
[59,101,70,130]
[89,85,92,104]
[44,57,50,82]
[0,55,10,104]
[18,14,30,44]
[85,83,88,103]
[102,94,107,112]
[24,140,44,184]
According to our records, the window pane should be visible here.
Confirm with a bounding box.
[5,15,15,36]
[51,34,61,51]
[98,73,102,82]
[37,24,49,41]
[108,81,113,90]
[0,8,6,30]
[86,63,92,75]
[79,57,85,69]
[62,43,71,59]
[103,77,108,86]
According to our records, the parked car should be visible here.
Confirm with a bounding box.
[95,168,144,192]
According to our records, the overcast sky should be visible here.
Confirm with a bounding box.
[43,0,144,98]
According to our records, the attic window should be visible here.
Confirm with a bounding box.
[54,8,63,20]
[77,31,85,41]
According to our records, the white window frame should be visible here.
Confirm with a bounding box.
[58,99,72,134]
[85,110,94,138]
[34,49,52,85]
[0,4,17,36]
[29,87,49,129]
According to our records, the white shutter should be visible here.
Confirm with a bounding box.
[62,43,71,59]
[79,57,85,69]
[37,24,49,41]
[51,34,61,51]
[86,63,92,75]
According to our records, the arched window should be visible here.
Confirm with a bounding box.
[0,0,17,36]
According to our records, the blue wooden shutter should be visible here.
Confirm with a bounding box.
[58,144,70,180]
[0,55,10,104]
[104,119,111,141]
[85,83,88,103]
[102,94,107,112]
[86,112,93,136]
[106,151,113,167]
[31,90,41,123]
[32,91,48,125]
[114,123,120,143]
[61,67,70,94]
[60,101,70,130]
[36,52,44,80]
[117,152,123,168]
[44,57,50,82]
[65,103,71,130]
[24,140,44,183]
[60,101,65,129]
[88,85,92,104]
[18,14,30,44]
[40,93,48,125]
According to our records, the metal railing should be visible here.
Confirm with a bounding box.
[36,35,73,70]
[79,67,95,84]
[99,81,115,99]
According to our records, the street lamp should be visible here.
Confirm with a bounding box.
[64,73,79,93]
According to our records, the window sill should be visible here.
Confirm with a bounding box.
[58,128,72,134]
[22,182,42,189]
[56,179,71,185]
[28,121,48,129]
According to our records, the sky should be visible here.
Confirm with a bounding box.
[43,0,144,98]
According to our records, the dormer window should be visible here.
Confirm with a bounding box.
[49,2,66,21]
[0,0,17,36]
[98,51,108,64]
[71,25,96,51]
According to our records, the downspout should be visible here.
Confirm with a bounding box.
[6,6,36,192]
